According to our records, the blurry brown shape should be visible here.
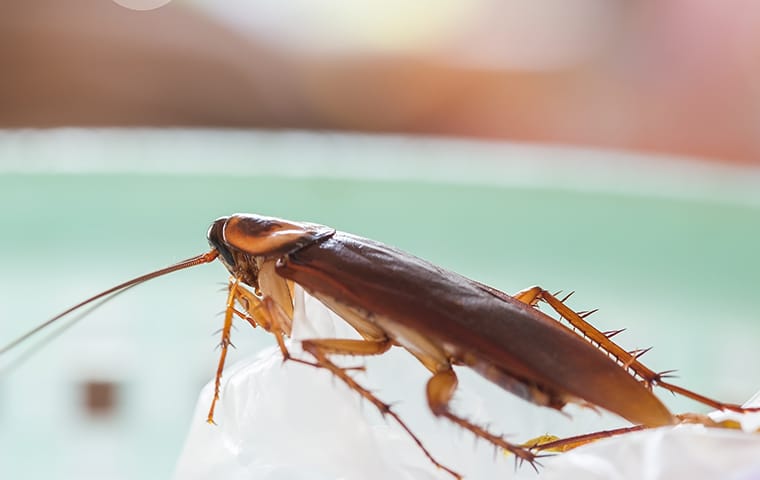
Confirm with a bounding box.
[81,379,118,417]
[0,0,298,127]
[2,0,760,164]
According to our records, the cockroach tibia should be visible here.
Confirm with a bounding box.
[4,213,760,479]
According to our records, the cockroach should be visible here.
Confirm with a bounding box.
[3,213,759,479]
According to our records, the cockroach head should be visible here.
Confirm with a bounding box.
[207,216,236,271]
[207,213,335,286]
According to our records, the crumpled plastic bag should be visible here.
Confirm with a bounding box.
[174,287,760,480]
[541,418,760,480]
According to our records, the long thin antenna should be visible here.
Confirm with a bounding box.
[0,285,135,375]
[0,250,218,356]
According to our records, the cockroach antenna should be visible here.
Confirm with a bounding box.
[0,250,218,358]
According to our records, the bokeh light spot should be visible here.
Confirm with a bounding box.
[112,0,172,11]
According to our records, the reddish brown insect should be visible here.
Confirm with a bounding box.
[3,213,758,479]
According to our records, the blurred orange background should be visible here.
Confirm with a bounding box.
[3,0,760,164]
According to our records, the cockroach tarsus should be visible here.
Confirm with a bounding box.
[3,213,759,479]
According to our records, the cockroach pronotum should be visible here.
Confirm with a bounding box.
[2,213,759,479]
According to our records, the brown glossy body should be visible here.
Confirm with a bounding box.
[277,231,672,427]
[211,214,673,428]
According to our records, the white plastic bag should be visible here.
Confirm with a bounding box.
[174,287,760,480]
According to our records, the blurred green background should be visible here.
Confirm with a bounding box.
[1,130,759,479]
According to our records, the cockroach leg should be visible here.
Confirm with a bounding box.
[300,338,463,480]
[529,411,750,454]
[232,285,277,332]
[527,425,647,453]
[518,286,760,414]
[207,277,242,424]
[208,279,325,423]
[511,286,543,307]
[510,286,650,378]
[229,286,328,371]
[257,297,294,360]
[426,368,538,468]
[229,280,294,358]
[674,412,747,429]
[301,338,392,357]
[656,382,760,413]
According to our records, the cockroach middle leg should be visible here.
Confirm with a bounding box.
[302,338,392,357]
[300,338,463,480]
[426,368,538,468]
[514,286,760,414]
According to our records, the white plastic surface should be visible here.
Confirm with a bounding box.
[174,287,458,480]
[541,424,760,480]
[174,287,760,480]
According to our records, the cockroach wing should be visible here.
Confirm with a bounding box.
[276,232,673,428]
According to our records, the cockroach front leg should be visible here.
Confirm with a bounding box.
[300,338,463,480]
[208,278,318,423]
[230,282,328,371]
[230,282,292,356]
[207,277,243,424]
[514,286,760,414]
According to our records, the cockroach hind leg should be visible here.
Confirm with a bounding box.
[603,328,626,339]
[528,286,760,415]
[299,338,463,479]
[511,286,544,306]
[656,369,678,379]
[519,434,561,451]
[647,370,760,413]
[528,425,647,453]
[559,291,575,303]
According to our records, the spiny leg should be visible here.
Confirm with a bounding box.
[426,368,538,467]
[207,277,241,423]
[513,286,760,413]
[301,338,463,480]
[527,411,750,454]
[526,425,647,453]
[511,286,654,376]
[208,279,327,424]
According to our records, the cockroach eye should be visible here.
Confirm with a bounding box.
[207,217,235,267]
